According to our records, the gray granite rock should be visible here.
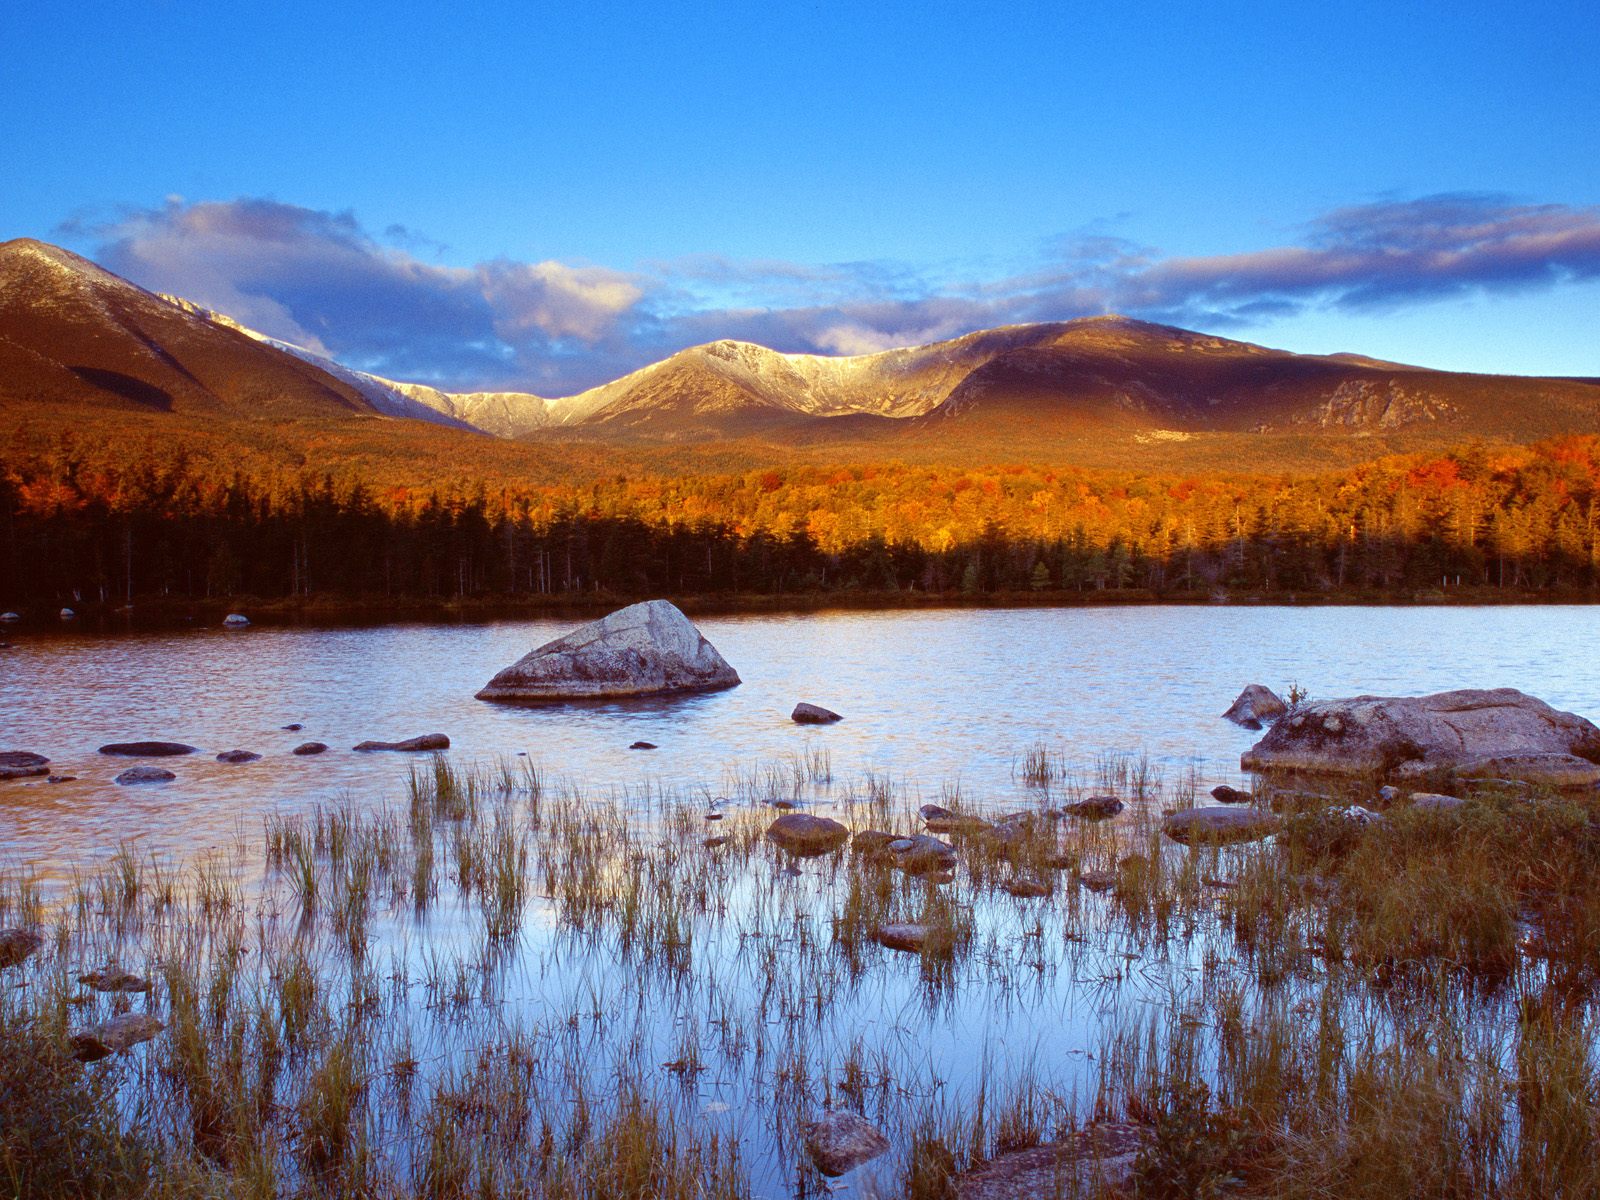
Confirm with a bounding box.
[801,1110,891,1176]
[1242,688,1600,787]
[477,600,739,701]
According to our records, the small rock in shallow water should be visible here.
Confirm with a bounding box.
[1078,870,1119,893]
[352,734,450,752]
[919,803,991,833]
[1003,876,1051,898]
[955,1120,1147,1199]
[1211,784,1252,804]
[78,966,152,993]
[1062,794,1123,819]
[115,766,176,785]
[872,923,932,953]
[851,830,897,857]
[765,813,848,856]
[215,750,261,764]
[98,741,197,757]
[0,751,50,781]
[221,613,251,628]
[0,927,43,969]
[791,702,843,724]
[1162,806,1280,845]
[291,742,328,756]
[46,775,76,784]
[887,834,958,875]
[801,1110,891,1177]
[628,741,657,750]
[70,1012,165,1062]
[703,836,729,849]
[281,723,304,732]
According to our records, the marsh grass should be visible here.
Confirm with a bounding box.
[3,757,1599,1197]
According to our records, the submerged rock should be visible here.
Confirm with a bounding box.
[0,927,42,969]
[352,734,449,752]
[851,829,898,857]
[215,749,261,764]
[1223,684,1288,729]
[919,803,991,834]
[887,834,958,875]
[1061,794,1123,819]
[70,1012,165,1062]
[98,741,197,757]
[801,1110,891,1176]
[0,750,50,781]
[1162,806,1280,845]
[78,966,153,993]
[872,923,933,953]
[476,599,739,701]
[765,813,849,856]
[1002,876,1051,898]
[115,765,176,785]
[955,1120,1147,1199]
[1241,688,1600,788]
[291,742,329,756]
[791,702,843,724]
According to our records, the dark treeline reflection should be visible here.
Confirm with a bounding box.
[4,436,1599,606]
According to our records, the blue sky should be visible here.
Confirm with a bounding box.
[4,0,1597,393]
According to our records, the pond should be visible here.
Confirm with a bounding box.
[4,604,1599,874]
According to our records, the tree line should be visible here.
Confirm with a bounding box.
[3,436,1599,608]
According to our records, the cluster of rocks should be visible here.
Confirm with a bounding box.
[800,1106,1147,1195]
[0,930,164,1063]
[2,730,453,789]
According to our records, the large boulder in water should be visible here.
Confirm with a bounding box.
[476,600,739,702]
[1241,688,1600,788]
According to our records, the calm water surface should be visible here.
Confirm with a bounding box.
[4,605,1599,874]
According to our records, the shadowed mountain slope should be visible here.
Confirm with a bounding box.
[0,238,381,419]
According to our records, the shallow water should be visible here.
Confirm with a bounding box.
[4,605,1599,873]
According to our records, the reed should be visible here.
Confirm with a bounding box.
[3,754,1597,1198]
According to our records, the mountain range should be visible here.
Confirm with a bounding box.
[3,235,1598,454]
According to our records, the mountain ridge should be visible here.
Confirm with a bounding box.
[4,237,1598,452]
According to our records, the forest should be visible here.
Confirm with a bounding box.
[3,434,1600,611]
